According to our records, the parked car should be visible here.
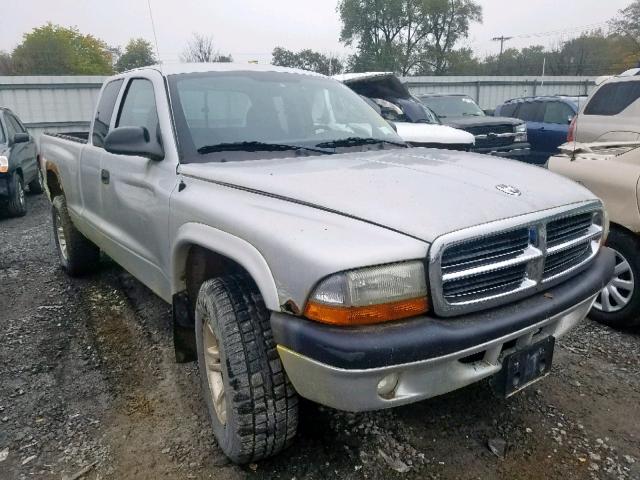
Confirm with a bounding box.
[41,64,614,463]
[495,96,583,164]
[549,141,640,327]
[0,108,43,217]
[418,93,530,159]
[569,71,640,143]
[334,73,475,150]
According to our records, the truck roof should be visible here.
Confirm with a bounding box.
[124,62,326,78]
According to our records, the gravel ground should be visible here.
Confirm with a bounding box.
[1,194,639,480]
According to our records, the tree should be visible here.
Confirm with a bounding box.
[611,0,640,55]
[417,0,483,74]
[0,52,14,75]
[12,23,113,75]
[181,33,233,63]
[271,47,344,75]
[115,38,157,72]
[338,0,482,75]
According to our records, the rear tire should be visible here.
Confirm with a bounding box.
[28,166,45,194]
[5,173,26,217]
[590,229,640,328]
[195,275,298,464]
[52,195,100,276]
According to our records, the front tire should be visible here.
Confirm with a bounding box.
[591,229,640,328]
[195,275,298,463]
[28,166,45,194]
[6,173,26,217]
[52,195,100,276]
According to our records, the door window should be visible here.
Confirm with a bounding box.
[92,79,123,148]
[117,79,160,140]
[543,102,574,124]
[517,101,544,122]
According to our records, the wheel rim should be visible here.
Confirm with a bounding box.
[54,212,68,261]
[203,320,227,425]
[17,179,25,206]
[594,249,635,313]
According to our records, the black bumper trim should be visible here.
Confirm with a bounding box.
[271,248,615,370]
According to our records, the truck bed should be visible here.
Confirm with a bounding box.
[43,131,89,144]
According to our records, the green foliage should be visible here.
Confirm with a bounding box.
[12,23,113,75]
[338,0,482,74]
[0,52,13,75]
[610,0,640,52]
[271,47,344,75]
[115,38,157,72]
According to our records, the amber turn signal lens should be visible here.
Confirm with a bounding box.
[304,297,429,326]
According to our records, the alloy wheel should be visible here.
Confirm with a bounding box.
[203,320,227,425]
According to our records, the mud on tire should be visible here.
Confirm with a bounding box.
[52,195,100,276]
[195,275,298,463]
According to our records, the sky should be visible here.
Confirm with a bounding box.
[0,0,632,65]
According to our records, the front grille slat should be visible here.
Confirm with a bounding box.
[444,265,527,300]
[434,207,602,316]
[547,213,593,247]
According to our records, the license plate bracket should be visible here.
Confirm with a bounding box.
[494,336,555,398]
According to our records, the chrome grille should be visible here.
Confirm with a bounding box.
[429,203,603,317]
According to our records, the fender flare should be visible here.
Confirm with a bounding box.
[171,222,280,311]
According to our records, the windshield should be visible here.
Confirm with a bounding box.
[419,96,485,118]
[168,71,404,163]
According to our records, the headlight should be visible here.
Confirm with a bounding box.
[304,261,429,326]
[593,209,609,246]
[515,123,527,143]
[0,156,8,173]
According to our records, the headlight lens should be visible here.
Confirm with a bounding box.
[593,209,609,246]
[515,123,527,143]
[0,156,8,173]
[304,261,429,326]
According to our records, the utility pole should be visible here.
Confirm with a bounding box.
[492,36,513,75]
[491,36,513,57]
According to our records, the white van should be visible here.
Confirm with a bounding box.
[571,71,640,143]
[334,73,475,150]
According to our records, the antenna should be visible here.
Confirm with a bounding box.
[146,0,162,66]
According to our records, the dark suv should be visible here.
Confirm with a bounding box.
[495,96,583,165]
[419,94,530,160]
[0,108,43,217]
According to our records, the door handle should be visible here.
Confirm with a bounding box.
[101,169,110,184]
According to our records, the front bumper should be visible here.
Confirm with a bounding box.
[272,248,614,412]
[0,174,9,198]
[473,143,531,158]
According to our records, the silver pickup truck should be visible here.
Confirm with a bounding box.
[40,64,614,464]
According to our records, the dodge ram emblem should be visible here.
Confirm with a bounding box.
[496,184,522,196]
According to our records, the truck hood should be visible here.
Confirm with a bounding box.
[442,116,522,129]
[395,122,475,145]
[179,148,597,243]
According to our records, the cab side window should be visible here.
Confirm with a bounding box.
[117,79,160,140]
[93,79,124,148]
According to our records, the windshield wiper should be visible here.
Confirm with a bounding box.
[197,141,332,155]
[315,137,407,149]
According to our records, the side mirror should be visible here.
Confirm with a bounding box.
[105,126,164,161]
[13,132,29,144]
[483,109,495,116]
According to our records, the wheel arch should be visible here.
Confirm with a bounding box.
[44,161,64,200]
[172,223,280,312]
[170,223,281,363]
